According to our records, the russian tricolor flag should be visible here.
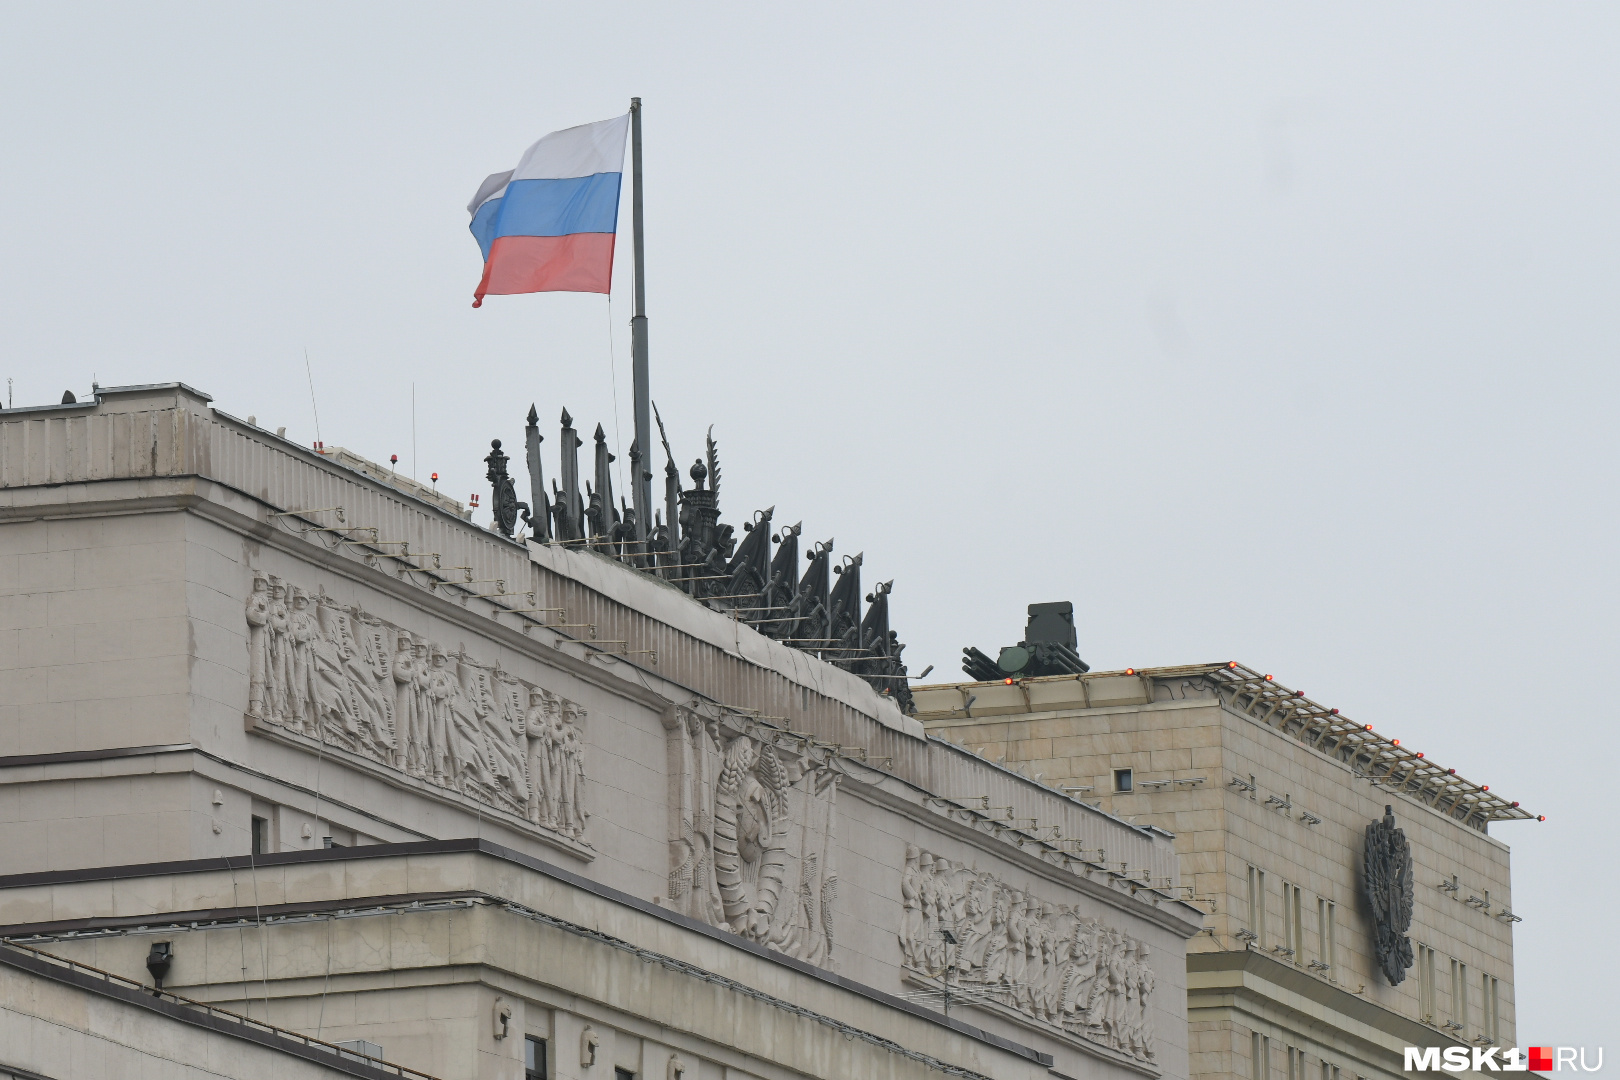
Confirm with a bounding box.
[468,114,629,307]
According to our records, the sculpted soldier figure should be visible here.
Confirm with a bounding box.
[426,650,457,784]
[392,633,420,773]
[524,690,557,827]
[267,582,293,724]
[289,591,320,735]
[558,701,586,836]
[411,643,432,774]
[246,575,271,718]
[898,846,922,966]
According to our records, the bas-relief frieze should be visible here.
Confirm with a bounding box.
[900,846,1159,1067]
[664,709,839,967]
[245,572,587,844]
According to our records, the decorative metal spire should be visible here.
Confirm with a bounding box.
[524,405,550,543]
[484,403,915,711]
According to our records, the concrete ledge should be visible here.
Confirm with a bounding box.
[0,838,1054,1070]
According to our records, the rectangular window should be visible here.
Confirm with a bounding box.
[1417,945,1437,1022]
[251,816,269,856]
[1253,1033,1270,1080]
[1286,1045,1305,1080]
[1247,867,1267,945]
[1317,899,1336,976]
[1458,958,1470,1029]
[1281,883,1303,960]
[1484,974,1500,1043]
[525,1036,547,1080]
[615,1071,636,1080]
[1114,768,1134,793]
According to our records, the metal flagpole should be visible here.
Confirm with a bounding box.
[629,97,652,543]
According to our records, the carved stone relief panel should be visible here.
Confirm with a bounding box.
[899,846,1158,1066]
[246,571,588,844]
[663,708,839,967]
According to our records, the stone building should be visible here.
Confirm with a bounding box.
[915,606,1534,1080]
[0,385,1203,1080]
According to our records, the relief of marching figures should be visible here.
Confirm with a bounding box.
[900,846,1158,1064]
[245,573,587,839]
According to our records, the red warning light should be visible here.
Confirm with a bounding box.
[1125,668,1136,676]
[1392,739,1400,746]
[1416,752,1424,758]
[1329,708,1339,715]
[1003,678,1014,685]
[1364,724,1374,731]
[1481,785,1488,791]
[1263,674,1273,681]
[1537,815,1546,822]
[1227,661,1238,668]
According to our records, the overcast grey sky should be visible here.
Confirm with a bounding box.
[2,2,1613,1049]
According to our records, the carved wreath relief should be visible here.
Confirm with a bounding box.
[664,710,839,966]
[1363,804,1415,986]
[900,846,1158,1064]
[245,572,587,840]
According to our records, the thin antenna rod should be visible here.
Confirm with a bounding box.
[304,347,322,444]
[411,382,417,480]
[628,97,652,543]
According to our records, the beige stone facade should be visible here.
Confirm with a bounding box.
[0,384,1203,1080]
[915,667,1526,1080]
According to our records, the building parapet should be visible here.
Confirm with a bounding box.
[913,663,1532,832]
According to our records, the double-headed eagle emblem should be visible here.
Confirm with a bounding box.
[1363,805,1416,985]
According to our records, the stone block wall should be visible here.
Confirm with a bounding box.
[924,673,1518,1061]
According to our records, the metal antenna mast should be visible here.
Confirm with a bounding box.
[629,97,652,542]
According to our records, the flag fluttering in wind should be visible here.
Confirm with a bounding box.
[467,113,630,307]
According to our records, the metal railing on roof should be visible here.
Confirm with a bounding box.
[1202,662,1532,831]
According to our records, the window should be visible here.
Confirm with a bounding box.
[1252,1033,1270,1080]
[525,1036,547,1080]
[615,1071,636,1080]
[1114,768,1133,793]
[1417,945,1437,1022]
[1281,883,1303,960]
[251,816,270,856]
[1450,958,1468,1030]
[1285,1045,1305,1080]
[1484,974,1500,1043]
[1247,866,1267,945]
[1317,898,1336,976]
